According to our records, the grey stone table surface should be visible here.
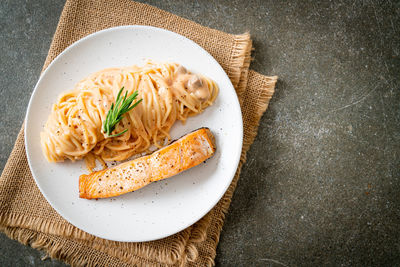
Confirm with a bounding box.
[1,0,399,266]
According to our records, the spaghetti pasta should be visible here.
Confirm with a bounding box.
[40,62,218,170]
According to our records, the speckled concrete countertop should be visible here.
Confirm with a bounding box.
[1,1,399,266]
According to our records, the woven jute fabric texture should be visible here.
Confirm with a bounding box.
[0,0,277,266]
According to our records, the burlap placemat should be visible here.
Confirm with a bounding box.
[0,0,277,266]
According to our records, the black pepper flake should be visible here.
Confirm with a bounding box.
[120,187,123,190]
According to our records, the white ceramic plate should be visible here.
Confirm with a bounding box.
[25,26,243,242]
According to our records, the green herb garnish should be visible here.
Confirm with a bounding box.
[103,87,142,138]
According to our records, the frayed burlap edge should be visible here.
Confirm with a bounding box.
[0,212,184,266]
[233,34,253,104]
[0,202,190,266]
[226,32,252,91]
[1,226,128,267]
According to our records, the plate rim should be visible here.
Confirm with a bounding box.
[25,25,243,242]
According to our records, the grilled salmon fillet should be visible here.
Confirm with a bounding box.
[79,128,216,199]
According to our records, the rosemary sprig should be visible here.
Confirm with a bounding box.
[103,87,142,138]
